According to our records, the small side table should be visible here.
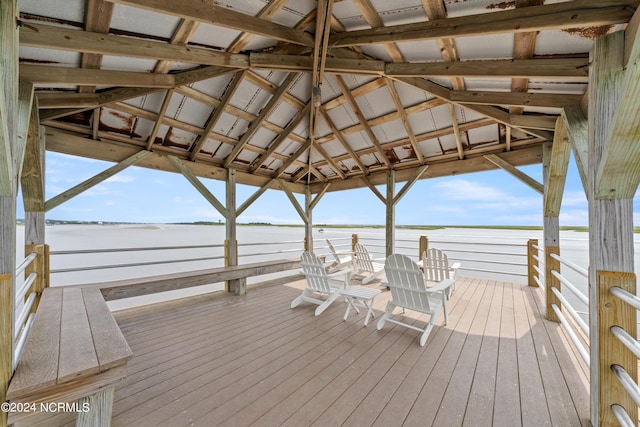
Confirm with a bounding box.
[339,286,382,326]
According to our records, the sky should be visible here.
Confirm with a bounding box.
[17,151,640,226]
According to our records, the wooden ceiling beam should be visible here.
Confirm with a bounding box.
[38,66,236,121]
[330,0,638,47]
[20,23,248,69]
[104,0,315,47]
[20,64,175,87]
[387,58,589,79]
[310,145,543,193]
[249,53,385,75]
[450,90,584,108]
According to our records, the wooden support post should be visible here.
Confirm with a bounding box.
[527,239,539,287]
[0,273,12,427]
[418,235,428,259]
[225,169,243,295]
[304,186,312,252]
[0,2,18,424]
[385,170,395,258]
[588,32,635,426]
[545,246,561,322]
[75,386,115,427]
[351,233,358,251]
[596,271,637,426]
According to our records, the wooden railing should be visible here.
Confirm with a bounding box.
[7,244,49,373]
[597,271,638,426]
[526,240,640,426]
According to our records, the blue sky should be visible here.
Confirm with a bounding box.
[18,151,639,226]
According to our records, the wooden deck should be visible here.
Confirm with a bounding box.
[17,276,589,427]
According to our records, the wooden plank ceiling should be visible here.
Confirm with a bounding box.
[16,0,639,193]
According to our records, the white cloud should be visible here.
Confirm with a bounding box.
[434,179,508,201]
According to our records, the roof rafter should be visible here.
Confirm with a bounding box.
[385,77,424,163]
[190,70,248,160]
[334,75,391,167]
[224,72,301,168]
[318,106,367,175]
[78,0,114,93]
[250,104,310,174]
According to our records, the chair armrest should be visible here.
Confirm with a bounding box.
[450,263,461,270]
[427,278,454,294]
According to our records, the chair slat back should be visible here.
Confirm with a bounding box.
[353,243,374,273]
[422,248,450,283]
[301,251,332,294]
[385,254,433,313]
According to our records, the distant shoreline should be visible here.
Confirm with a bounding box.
[16,219,632,233]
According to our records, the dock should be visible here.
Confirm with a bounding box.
[15,276,589,426]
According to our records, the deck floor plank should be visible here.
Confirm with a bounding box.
[493,280,523,427]
[523,285,590,427]
[403,277,489,426]
[513,278,553,427]
[431,278,494,427]
[14,276,590,427]
[462,279,503,426]
[371,272,484,427]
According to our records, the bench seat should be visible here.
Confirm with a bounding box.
[6,287,132,426]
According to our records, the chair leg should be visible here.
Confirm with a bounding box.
[419,317,437,347]
[315,292,339,316]
[376,302,394,330]
[291,288,312,308]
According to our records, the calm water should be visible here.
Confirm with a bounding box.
[14,224,640,311]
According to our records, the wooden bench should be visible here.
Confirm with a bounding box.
[6,287,132,426]
[89,257,304,300]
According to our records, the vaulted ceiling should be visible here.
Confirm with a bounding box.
[17,0,638,193]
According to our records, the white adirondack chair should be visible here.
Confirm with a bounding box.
[421,248,461,296]
[352,243,385,284]
[377,254,454,346]
[326,239,353,272]
[291,251,352,316]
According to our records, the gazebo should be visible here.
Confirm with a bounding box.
[1,0,639,425]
